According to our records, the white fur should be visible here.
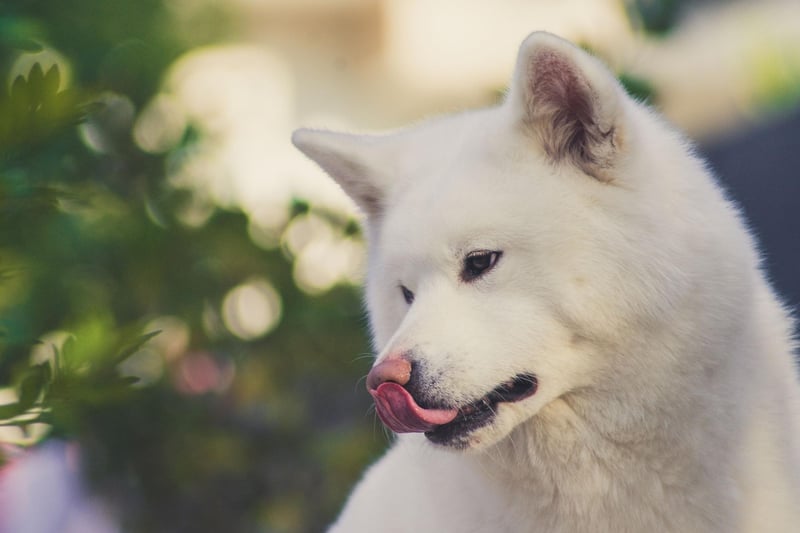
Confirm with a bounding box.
[293,32,800,532]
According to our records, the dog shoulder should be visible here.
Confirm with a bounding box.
[329,437,509,532]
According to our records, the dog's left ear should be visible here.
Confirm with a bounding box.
[292,129,391,218]
[507,32,626,182]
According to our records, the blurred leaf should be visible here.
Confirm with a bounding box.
[18,362,48,410]
[626,0,683,36]
[111,330,161,366]
[0,399,27,421]
[0,63,92,156]
[43,64,60,98]
[10,39,43,52]
[10,75,28,111]
[619,72,657,103]
[28,63,45,101]
[0,361,51,425]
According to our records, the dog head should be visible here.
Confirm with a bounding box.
[293,32,711,450]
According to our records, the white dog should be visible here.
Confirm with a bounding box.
[293,32,800,532]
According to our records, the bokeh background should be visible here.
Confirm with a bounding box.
[0,1,798,532]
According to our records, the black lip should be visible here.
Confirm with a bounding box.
[425,374,537,447]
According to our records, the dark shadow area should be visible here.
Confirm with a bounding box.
[702,111,800,326]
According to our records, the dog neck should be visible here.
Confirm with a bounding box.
[470,337,752,531]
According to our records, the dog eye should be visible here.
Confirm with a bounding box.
[400,285,415,304]
[462,250,502,282]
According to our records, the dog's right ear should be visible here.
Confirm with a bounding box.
[292,128,390,218]
[506,32,626,183]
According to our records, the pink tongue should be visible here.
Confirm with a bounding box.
[370,382,458,433]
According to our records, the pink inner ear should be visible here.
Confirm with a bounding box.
[522,46,618,182]
[528,49,596,162]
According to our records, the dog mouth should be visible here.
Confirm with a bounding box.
[370,374,538,446]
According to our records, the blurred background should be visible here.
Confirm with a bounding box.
[0,0,798,532]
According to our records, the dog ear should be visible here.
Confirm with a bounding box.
[292,128,389,217]
[508,32,625,182]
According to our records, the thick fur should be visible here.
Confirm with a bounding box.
[293,32,800,532]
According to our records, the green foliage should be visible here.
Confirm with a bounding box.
[0,2,381,532]
[618,72,657,104]
[0,330,154,429]
[0,63,86,151]
[626,0,683,36]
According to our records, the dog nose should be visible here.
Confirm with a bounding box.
[366,357,412,391]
